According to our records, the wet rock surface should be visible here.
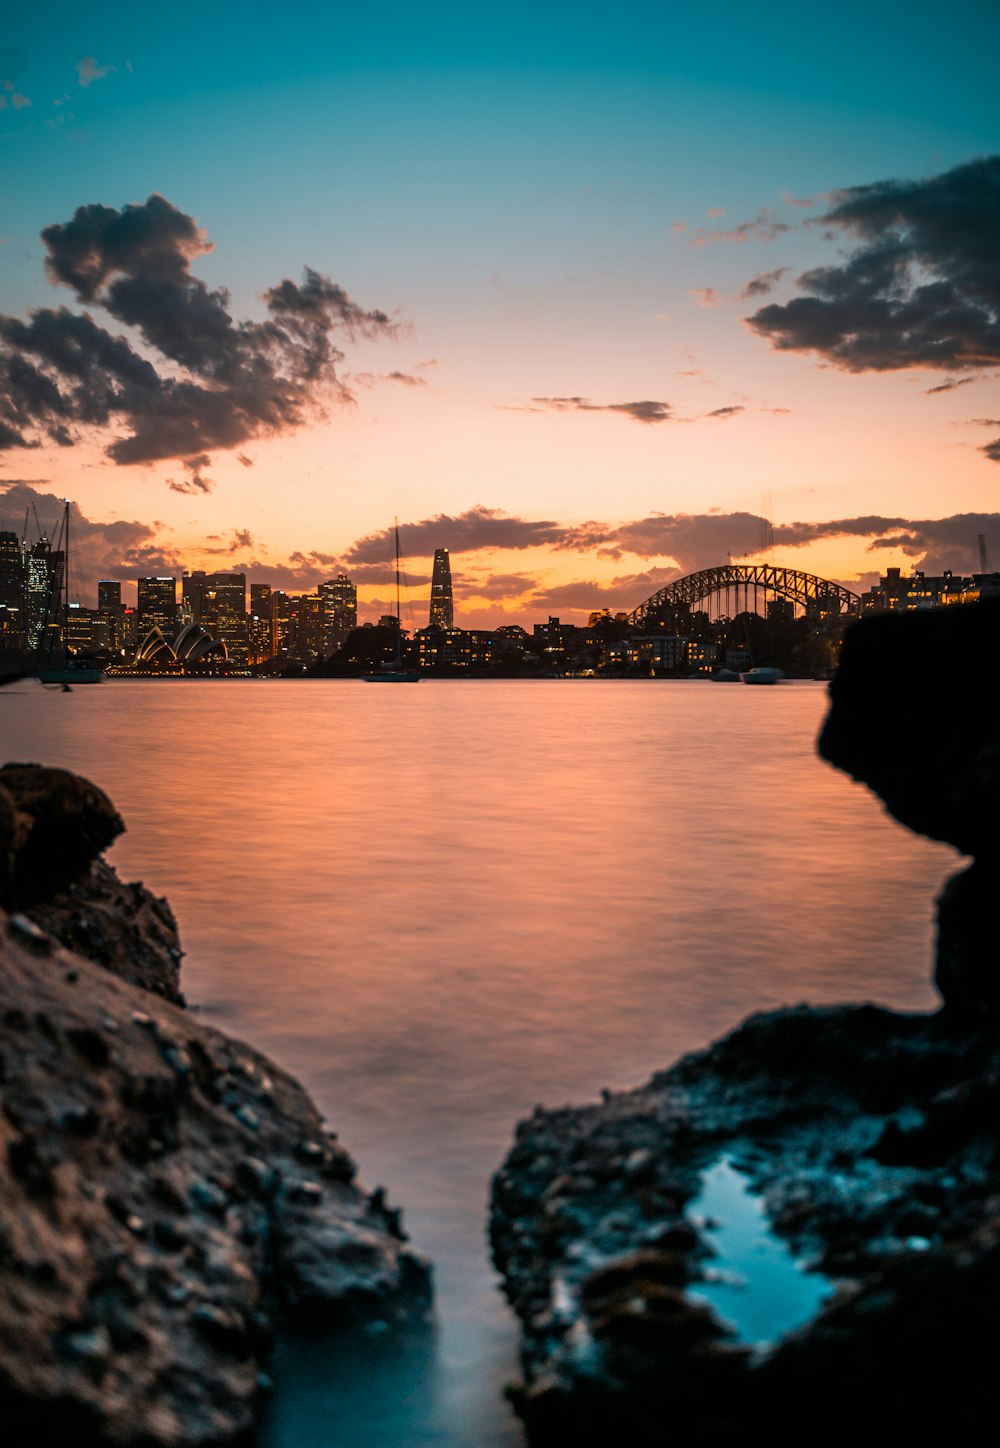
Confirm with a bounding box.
[0,763,431,1444]
[493,607,1000,1443]
[0,764,184,1003]
[0,910,430,1446]
[491,1005,1000,1443]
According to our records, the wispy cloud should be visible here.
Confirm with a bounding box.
[738,267,788,300]
[76,57,115,88]
[689,287,721,308]
[532,397,673,424]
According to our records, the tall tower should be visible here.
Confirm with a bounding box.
[429,548,454,629]
[319,574,357,655]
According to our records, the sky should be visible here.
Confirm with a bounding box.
[1,2,999,623]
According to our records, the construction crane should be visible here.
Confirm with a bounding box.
[978,533,994,574]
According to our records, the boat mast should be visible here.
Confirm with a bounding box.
[394,518,402,664]
[62,499,70,661]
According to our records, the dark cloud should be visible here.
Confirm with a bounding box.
[457,571,536,600]
[385,370,427,386]
[166,454,213,494]
[982,439,1000,464]
[532,397,673,425]
[748,156,1000,379]
[345,506,572,563]
[0,194,398,468]
[924,376,982,394]
[236,452,254,467]
[738,267,789,299]
[971,418,1000,426]
[0,481,181,600]
[704,405,745,419]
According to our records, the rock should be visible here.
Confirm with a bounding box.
[818,600,1000,857]
[0,911,431,1446]
[0,764,124,890]
[491,1004,1000,1444]
[0,765,185,1004]
[819,605,1000,1014]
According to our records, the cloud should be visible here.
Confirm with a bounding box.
[457,571,536,600]
[694,209,793,246]
[1,79,31,110]
[761,405,792,414]
[385,370,426,386]
[705,405,745,419]
[344,506,574,563]
[670,221,687,234]
[532,396,672,424]
[236,452,254,467]
[748,155,1000,376]
[76,57,114,88]
[970,418,1000,427]
[166,454,213,494]
[738,267,788,300]
[689,287,721,308]
[707,208,726,218]
[0,194,398,469]
[924,375,982,393]
[782,192,817,208]
[0,481,182,599]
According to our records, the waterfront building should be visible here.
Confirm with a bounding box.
[98,580,126,656]
[319,574,357,655]
[0,532,26,650]
[429,548,454,629]
[25,539,64,652]
[183,572,248,665]
[249,583,275,664]
[415,625,494,671]
[66,602,98,655]
[861,568,966,613]
[137,576,177,637]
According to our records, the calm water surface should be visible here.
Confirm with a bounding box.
[0,679,955,1445]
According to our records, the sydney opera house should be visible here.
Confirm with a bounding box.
[109,622,239,675]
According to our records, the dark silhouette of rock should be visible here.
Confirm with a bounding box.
[818,600,1000,857]
[0,765,183,1003]
[491,1005,1000,1445]
[492,603,1000,1440]
[819,604,1000,1012]
[0,909,431,1446]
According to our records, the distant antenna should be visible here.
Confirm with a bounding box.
[978,532,993,573]
[761,490,774,557]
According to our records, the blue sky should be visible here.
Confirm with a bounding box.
[2,3,999,616]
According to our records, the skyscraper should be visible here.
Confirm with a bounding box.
[98,580,126,656]
[319,574,358,655]
[429,548,454,629]
[137,576,177,637]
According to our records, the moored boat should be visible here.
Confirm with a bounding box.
[741,666,784,685]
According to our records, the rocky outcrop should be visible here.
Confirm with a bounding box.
[0,764,432,1444]
[0,765,184,1003]
[0,908,431,1446]
[492,605,1000,1442]
[492,1006,1000,1444]
[819,601,1000,1013]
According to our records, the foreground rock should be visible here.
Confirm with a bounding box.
[493,606,1000,1442]
[0,764,184,1004]
[819,600,1000,1014]
[0,910,430,1446]
[492,1004,1000,1443]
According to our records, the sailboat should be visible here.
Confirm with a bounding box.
[37,500,104,685]
[363,520,421,682]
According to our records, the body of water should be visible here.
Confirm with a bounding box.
[0,678,955,1445]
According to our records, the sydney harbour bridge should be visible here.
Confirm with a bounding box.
[627,563,861,629]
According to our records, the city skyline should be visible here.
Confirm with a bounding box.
[1,4,999,627]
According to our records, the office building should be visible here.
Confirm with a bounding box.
[429,548,454,629]
[319,574,357,655]
[137,576,178,637]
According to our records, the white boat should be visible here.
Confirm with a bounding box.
[36,500,104,686]
[363,520,421,683]
[741,666,784,685]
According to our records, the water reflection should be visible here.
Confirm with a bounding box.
[0,679,955,1445]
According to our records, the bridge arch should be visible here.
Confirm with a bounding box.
[627,564,860,628]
